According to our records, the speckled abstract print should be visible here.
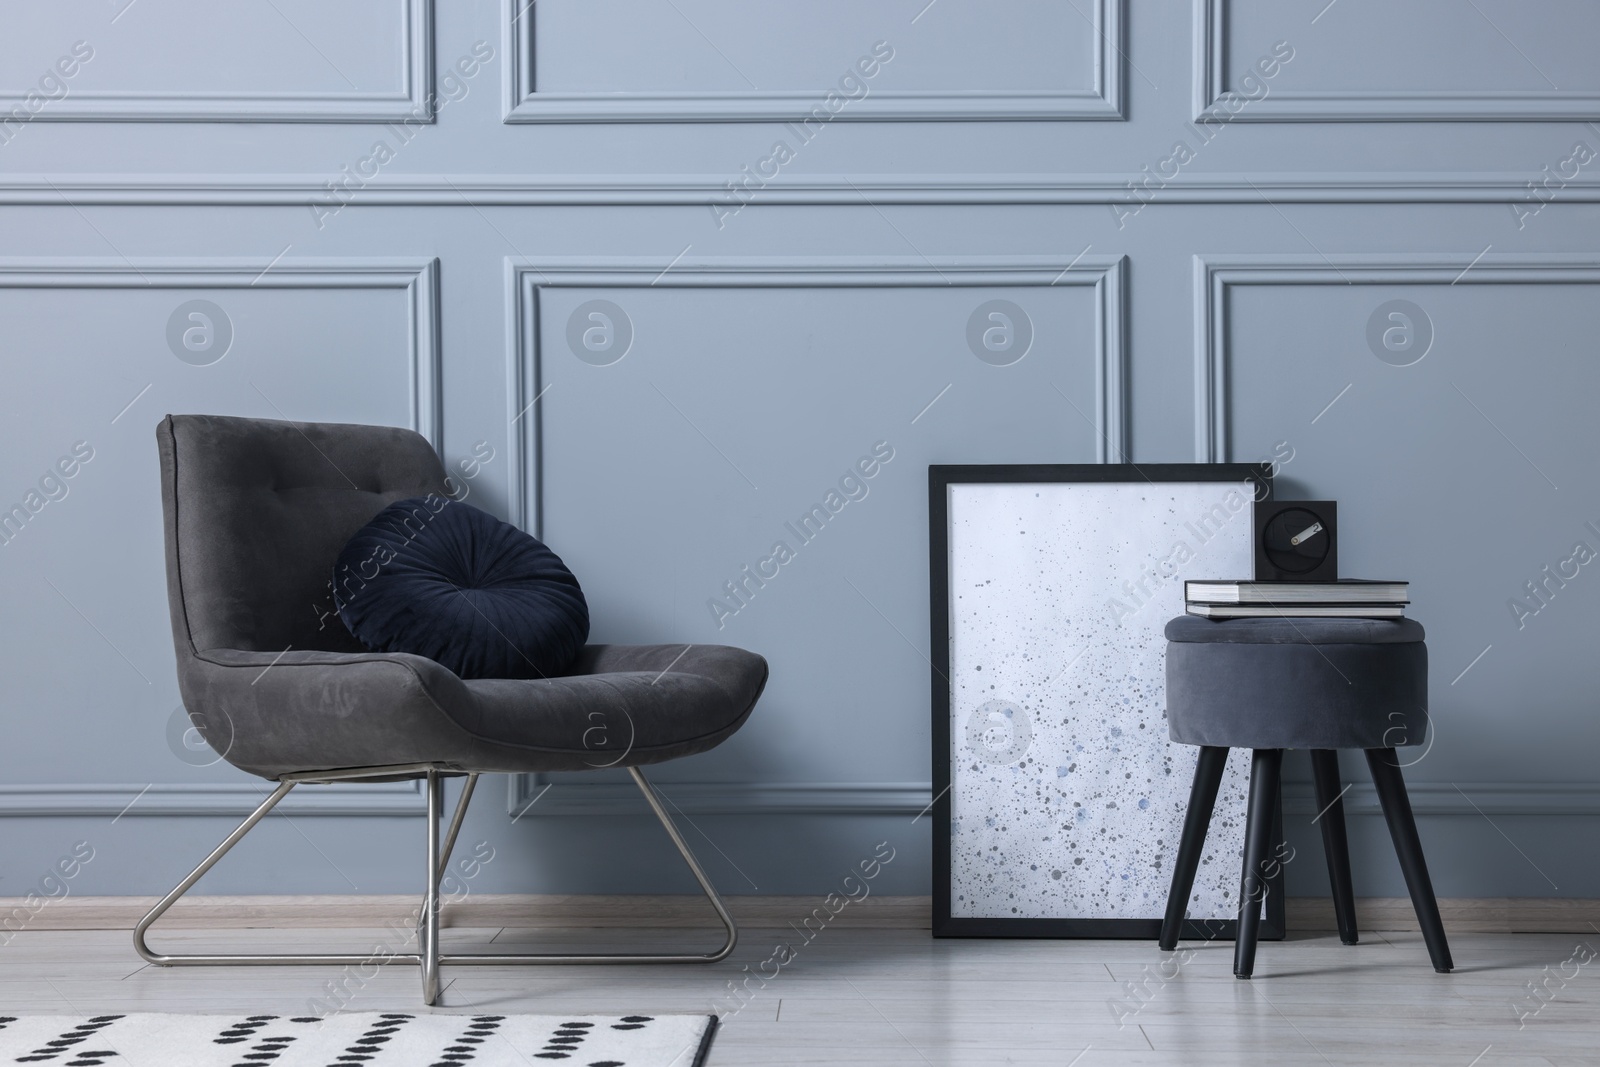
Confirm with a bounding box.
[948,481,1257,921]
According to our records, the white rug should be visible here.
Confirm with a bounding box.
[0,1013,716,1067]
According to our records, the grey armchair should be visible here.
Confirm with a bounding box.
[141,414,768,1003]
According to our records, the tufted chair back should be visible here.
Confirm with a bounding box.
[156,414,450,657]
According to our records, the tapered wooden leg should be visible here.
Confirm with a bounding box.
[1234,748,1283,979]
[1365,749,1453,973]
[1310,749,1358,945]
[1159,746,1229,951]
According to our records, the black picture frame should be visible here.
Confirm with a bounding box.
[929,463,1284,941]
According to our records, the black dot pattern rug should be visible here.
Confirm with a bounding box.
[0,1014,717,1067]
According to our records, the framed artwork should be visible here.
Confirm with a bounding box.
[930,464,1284,939]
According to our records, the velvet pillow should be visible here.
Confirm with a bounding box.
[332,496,588,679]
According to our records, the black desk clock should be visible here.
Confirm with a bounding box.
[1254,500,1337,581]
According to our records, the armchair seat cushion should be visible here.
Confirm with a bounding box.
[461,644,767,762]
[184,642,767,778]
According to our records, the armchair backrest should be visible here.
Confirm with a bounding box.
[157,414,450,656]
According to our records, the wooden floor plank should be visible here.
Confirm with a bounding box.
[0,925,1593,1065]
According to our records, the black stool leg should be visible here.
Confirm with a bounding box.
[1159,746,1229,950]
[1234,748,1283,979]
[1365,749,1453,973]
[1310,749,1358,946]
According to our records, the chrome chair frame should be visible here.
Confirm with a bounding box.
[134,763,737,1004]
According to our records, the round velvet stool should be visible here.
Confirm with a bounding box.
[1158,615,1452,978]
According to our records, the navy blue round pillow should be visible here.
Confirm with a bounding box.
[333,496,588,680]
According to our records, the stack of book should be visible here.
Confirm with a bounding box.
[1184,579,1409,619]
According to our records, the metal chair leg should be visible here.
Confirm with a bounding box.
[438,773,479,880]
[420,769,443,1005]
[135,765,444,969]
[442,767,739,965]
[134,761,738,995]
[133,780,310,965]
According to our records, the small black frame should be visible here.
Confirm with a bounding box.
[929,463,1284,940]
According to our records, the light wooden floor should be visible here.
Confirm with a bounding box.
[3,923,1597,1065]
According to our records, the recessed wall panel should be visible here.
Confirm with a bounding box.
[509,0,1122,120]
[1203,0,1600,120]
[519,261,1120,795]
[1208,258,1600,781]
[0,261,436,812]
[0,0,427,121]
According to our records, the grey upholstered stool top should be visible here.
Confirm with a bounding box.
[1164,616,1427,750]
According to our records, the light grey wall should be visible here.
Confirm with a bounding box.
[1,0,1597,903]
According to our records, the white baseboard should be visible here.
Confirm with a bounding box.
[6,895,1598,933]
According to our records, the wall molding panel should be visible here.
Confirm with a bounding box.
[0,255,440,447]
[506,775,1600,818]
[1193,253,1600,462]
[1285,781,1600,818]
[505,254,1128,537]
[0,0,433,122]
[0,781,424,818]
[508,776,931,817]
[3,173,1595,207]
[1194,0,1600,122]
[10,773,1590,819]
[505,255,1126,818]
[0,257,440,818]
[502,0,1124,122]
[0,0,434,123]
